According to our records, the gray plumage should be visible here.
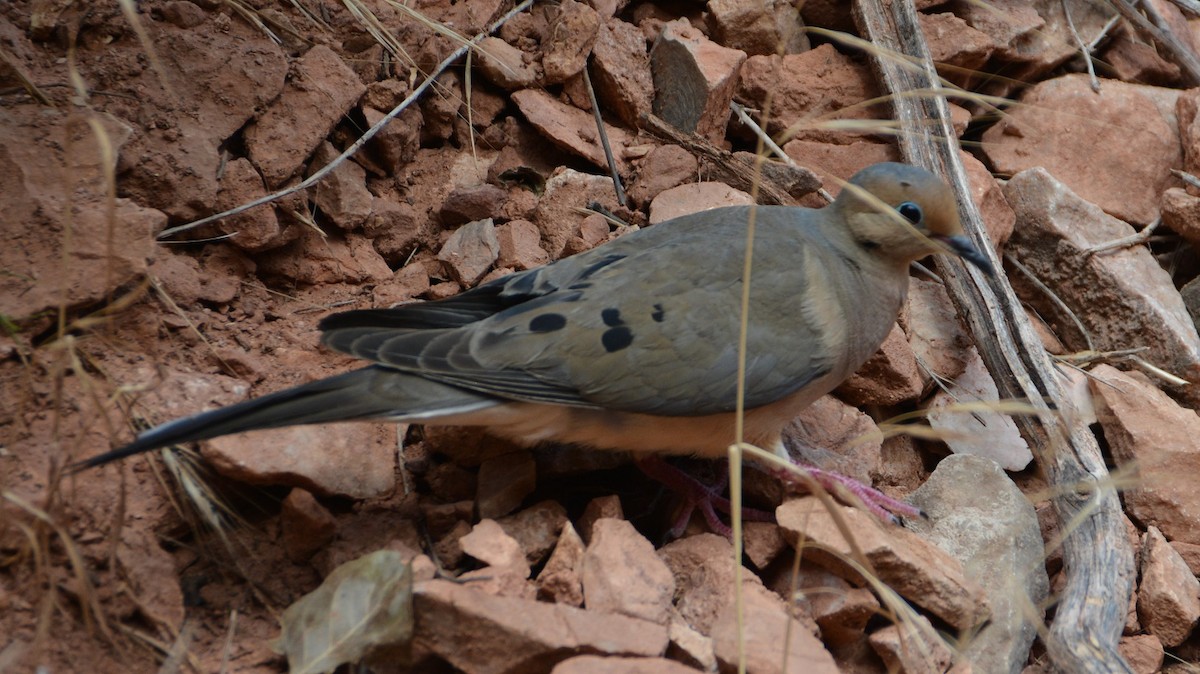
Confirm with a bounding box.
[80,162,990,468]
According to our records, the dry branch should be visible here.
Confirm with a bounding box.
[851,1,1136,672]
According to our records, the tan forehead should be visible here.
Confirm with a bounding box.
[863,172,963,236]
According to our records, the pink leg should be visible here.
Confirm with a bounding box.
[636,457,773,539]
[772,462,923,523]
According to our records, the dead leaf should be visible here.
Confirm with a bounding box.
[275,550,414,674]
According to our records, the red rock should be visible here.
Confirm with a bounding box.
[742,521,786,570]
[362,79,409,111]
[414,579,669,673]
[421,500,474,539]
[440,184,509,226]
[1162,187,1200,249]
[114,22,287,221]
[982,75,1182,226]
[280,488,337,562]
[307,142,372,230]
[258,228,392,285]
[537,520,587,606]
[213,157,282,250]
[905,277,971,387]
[438,218,499,286]
[496,500,569,567]
[363,106,421,172]
[1119,634,1165,674]
[836,323,923,407]
[365,198,424,266]
[245,45,365,187]
[926,348,1033,471]
[591,18,654,128]
[554,213,601,256]
[919,12,995,89]
[202,421,396,499]
[1004,169,1200,405]
[667,619,716,671]
[956,0,1111,84]
[876,434,928,493]
[1101,24,1182,86]
[117,528,185,632]
[776,497,990,631]
[658,533,762,635]
[628,145,700,208]
[711,583,839,674]
[511,89,634,174]
[782,394,882,487]
[476,449,536,519]
[160,1,206,28]
[782,139,900,200]
[706,0,808,56]
[1172,539,1200,577]
[581,519,674,624]
[496,219,550,270]
[420,71,463,146]
[648,182,753,225]
[1090,365,1200,544]
[1138,526,1200,647]
[541,0,600,84]
[151,253,240,307]
[650,19,747,144]
[1,111,163,320]
[791,566,878,647]
[477,36,540,90]
[459,519,535,598]
[1178,89,1200,185]
[579,494,625,541]
[534,169,625,258]
[552,655,699,674]
[738,45,879,143]
[868,617,955,673]
[462,519,528,571]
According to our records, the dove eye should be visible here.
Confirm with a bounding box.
[897,201,923,224]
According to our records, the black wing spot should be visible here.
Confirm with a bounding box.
[529,313,567,333]
[601,308,623,326]
[651,304,665,322]
[601,326,633,352]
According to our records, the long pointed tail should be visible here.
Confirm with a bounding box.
[77,367,496,469]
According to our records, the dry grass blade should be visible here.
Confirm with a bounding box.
[342,0,415,68]
[3,490,113,643]
[224,0,284,45]
[115,0,177,97]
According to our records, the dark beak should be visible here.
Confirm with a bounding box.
[941,234,995,276]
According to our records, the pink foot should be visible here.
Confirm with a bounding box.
[636,457,774,538]
[773,462,923,524]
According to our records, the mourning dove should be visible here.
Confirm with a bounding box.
[80,163,991,480]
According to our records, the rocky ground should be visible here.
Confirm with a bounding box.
[4,0,1200,672]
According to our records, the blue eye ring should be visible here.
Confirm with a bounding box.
[897,201,923,224]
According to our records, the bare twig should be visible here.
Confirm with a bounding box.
[1083,218,1162,257]
[1062,0,1101,92]
[582,66,627,207]
[852,1,1135,672]
[155,0,534,240]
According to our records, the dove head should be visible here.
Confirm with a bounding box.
[833,162,993,274]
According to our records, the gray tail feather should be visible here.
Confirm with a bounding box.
[76,367,494,470]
